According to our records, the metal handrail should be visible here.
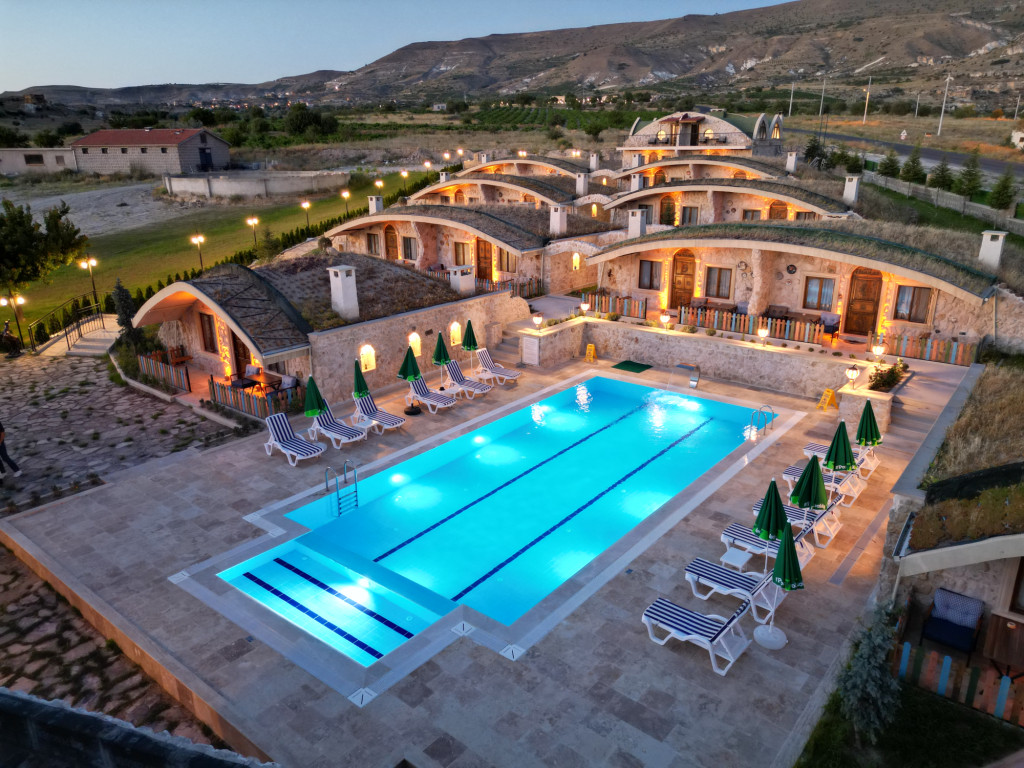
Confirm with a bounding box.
[28,292,110,351]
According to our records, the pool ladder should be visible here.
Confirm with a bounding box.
[749,405,776,438]
[326,462,358,517]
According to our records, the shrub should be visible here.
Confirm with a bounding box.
[899,144,927,184]
[33,323,50,345]
[832,351,842,356]
[989,166,1019,212]
[836,602,901,746]
[705,328,717,336]
[682,325,697,333]
[877,150,901,178]
[606,312,621,322]
[927,156,955,191]
[956,148,983,199]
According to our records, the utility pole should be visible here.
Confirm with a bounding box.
[818,76,827,117]
[862,76,871,124]
[1015,93,1021,121]
[937,73,953,137]
[914,92,920,118]
[788,82,795,117]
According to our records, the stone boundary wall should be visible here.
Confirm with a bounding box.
[163,171,350,200]
[309,291,531,406]
[0,688,277,767]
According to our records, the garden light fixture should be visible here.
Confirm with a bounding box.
[341,189,350,214]
[532,314,543,328]
[190,234,205,271]
[845,365,859,388]
[758,327,769,346]
[246,217,259,246]
[79,256,100,307]
[580,301,590,316]
[301,200,311,227]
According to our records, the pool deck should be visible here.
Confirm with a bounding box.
[0,357,967,768]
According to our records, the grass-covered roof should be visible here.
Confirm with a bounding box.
[612,178,849,213]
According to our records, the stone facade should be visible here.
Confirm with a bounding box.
[0,147,77,175]
[309,291,530,405]
[75,130,229,175]
[837,384,892,433]
[609,189,832,228]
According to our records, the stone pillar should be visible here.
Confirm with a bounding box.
[576,172,589,196]
[746,249,769,316]
[327,266,359,320]
[629,174,642,192]
[590,152,600,171]
[550,205,568,237]
[439,171,451,182]
[843,175,861,206]
[980,231,1007,270]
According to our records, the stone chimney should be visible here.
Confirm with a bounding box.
[628,209,647,239]
[629,174,643,192]
[550,205,568,237]
[843,175,861,206]
[447,265,475,297]
[589,152,600,171]
[439,171,451,183]
[327,266,359,321]
[576,172,589,196]
[477,152,490,164]
[786,151,798,173]
[979,231,1007,270]
[633,154,644,168]
[368,195,384,214]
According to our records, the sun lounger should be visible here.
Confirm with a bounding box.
[443,360,492,399]
[642,597,752,676]
[351,392,406,435]
[781,463,866,507]
[264,413,325,467]
[720,523,815,568]
[752,495,845,548]
[407,377,456,414]
[308,403,367,449]
[802,442,880,479]
[683,558,785,625]
[474,348,521,385]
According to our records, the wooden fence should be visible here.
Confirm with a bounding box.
[877,332,977,367]
[581,291,648,319]
[207,376,305,420]
[678,306,827,346]
[137,353,191,392]
[476,276,543,299]
[893,642,1024,727]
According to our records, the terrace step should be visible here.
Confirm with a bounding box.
[64,331,119,357]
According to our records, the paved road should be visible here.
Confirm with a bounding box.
[789,127,1024,176]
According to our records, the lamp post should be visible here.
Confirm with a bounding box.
[374,179,384,194]
[423,160,432,170]
[660,311,671,329]
[862,76,871,124]
[532,313,543,329]
[190,234,205,272]
[79,257,99,308]
[341,189,350,215]
[300,200,311,228]
[246,217,259,247]
[1,294,26,349]
[580,301,590,317]
[758,327,769,346]
[872,340,888,368]
[845,365,860,389]
[400,170,408,195]
[938,74,953,137]
[442,151,451,162]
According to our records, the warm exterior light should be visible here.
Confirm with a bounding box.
[532,314,543,327]
[846,365,859,387]
[456,148,464,156]
[580,301,590,314]
[758,327,769,346]
[872,342,887,359]
[246,217,259,246]
[341,190,350,199]
[423,160,432,169]
[15,297,24,305]
[190,235,204,246]
[190,234,205,271]
[301,201,310,210]
[374,179,384,189]
[400,170,408,178]
[660,311,671,327]
[518,150,527,158]
[79,258,97,269]
[443,151,451,161]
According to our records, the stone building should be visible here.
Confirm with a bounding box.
[72,128,229,175]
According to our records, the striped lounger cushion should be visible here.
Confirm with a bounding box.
[644,597,749,643]
[359,395,405,427]
[412,377,455,406]
[685,558,761,594]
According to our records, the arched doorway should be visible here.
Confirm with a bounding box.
[669,250,696,309]
[454,189,466,205]
[659,196,676,226]
[653,170,667,186]
[844,268,883,336]
[384,225,399,261]
[476,239,493,280]
[768,201,788,220]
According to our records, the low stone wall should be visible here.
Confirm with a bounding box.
[837,384,892,433]
[310,291,531,406]
[0,689,276,767]
[163,171,350,200]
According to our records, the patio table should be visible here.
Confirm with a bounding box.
[230,377,258,391]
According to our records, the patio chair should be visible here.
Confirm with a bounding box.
[351,392,406,435]
[720,523,815,568]
[802,441,880,478]
[264,413,325,467]
[308,403,367,449]
[820,312,841,341]
[475,348,522,385]
[781,462,866,507]
[920,588,985,663]
[683,558,785,625]
[752,494,845,549]
[765,304,789,320]
[407,377,456,414]
[642,597,752,676]
[443,360,492,399]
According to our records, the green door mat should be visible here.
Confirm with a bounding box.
[611,360,652,373]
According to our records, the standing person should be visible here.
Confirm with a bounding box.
[0,420,21,478]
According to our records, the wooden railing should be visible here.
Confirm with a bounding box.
[893,642,1024,727]
[877,332,977,367]
[207,376,305,420]
[678,306,827,345]
[476,276,543,299]
[581,291,648,319]
[137,352,191,392]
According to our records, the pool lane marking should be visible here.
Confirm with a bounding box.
[241,571,385,660]
[272,558,414,639]
[373,399,651,563]
[451,417,714,602]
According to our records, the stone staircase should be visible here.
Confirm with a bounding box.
[491,329,521,365]
[38,326,120,358]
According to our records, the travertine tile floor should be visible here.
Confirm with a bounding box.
[0,357,965,768]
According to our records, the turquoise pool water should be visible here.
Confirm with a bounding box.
[219,377,762,666]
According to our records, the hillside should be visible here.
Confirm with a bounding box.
[2,0,1021,106]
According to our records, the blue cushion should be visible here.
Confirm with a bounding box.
[932,588,984,629]
[923,616,977,653]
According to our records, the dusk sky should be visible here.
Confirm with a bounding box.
[1,0,787,92]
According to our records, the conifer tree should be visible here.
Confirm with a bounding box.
[899,144,927,184]
[877,150,901,178]
[927,156,954,191]
[957,148,983,200]
[988,166,1019,212]
[836,602,901,746]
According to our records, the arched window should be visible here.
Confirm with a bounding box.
[359,344,376,372]
[768,201,789,220]
[449,321,462,346]
[732,171,747,179]
[454,190,466,205]
[572,252,581,271]
[653,170,666,186]
[384,225,399,261]
[659,196,676,226]
[591,203,598,218]
[408,332,421,357]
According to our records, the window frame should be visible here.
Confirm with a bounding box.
[638,259,662,291]
[742,209,761,221]
[497,248,517,273]
[705,266,732,299]
[401,235,416,261]
[894,285,932,324]
[802,275,835,311]
[365,232,380,255]
[453,241,470,267]
[680,206,699,225]
[198,313,217,354]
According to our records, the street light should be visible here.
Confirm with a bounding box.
[456,148,464,158]
[300,200,311,228]
[190,234,205,272]
[423,160,432,170]
[79,256,99,308]
[1,294,26,348]
[374,179,384,192]
[400,169,408,195]
[246,216,259,247]
[341,189,350,215]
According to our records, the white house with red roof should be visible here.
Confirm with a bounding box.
[71,128,229,175]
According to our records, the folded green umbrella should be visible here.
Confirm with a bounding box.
[352,360,369,398]
[753,479,787,542]
[772,523,805,592]
[824,420,857,472]
[791,455,828,509]
[856,399,883,447]
[462,320,478,351]
[397,347,422,381]
[303,375,326,417]
[432,332,452,367]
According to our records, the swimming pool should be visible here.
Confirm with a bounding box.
[219,376,764,666]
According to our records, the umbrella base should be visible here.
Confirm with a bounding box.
[404,405,422,416]
[754,624,788,650]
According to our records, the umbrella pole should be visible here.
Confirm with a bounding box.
[754,592,788,649]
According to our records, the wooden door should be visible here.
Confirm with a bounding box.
[844,268,882,336]
[230,331,250,377]
[384,226,399,261]
[669,251,695,309]
[476,239,492,280]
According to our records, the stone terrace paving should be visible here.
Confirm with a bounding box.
[0,354,967,767]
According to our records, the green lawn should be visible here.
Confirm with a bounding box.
[20,171,427,325]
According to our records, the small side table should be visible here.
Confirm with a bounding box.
[720,547,753,573]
